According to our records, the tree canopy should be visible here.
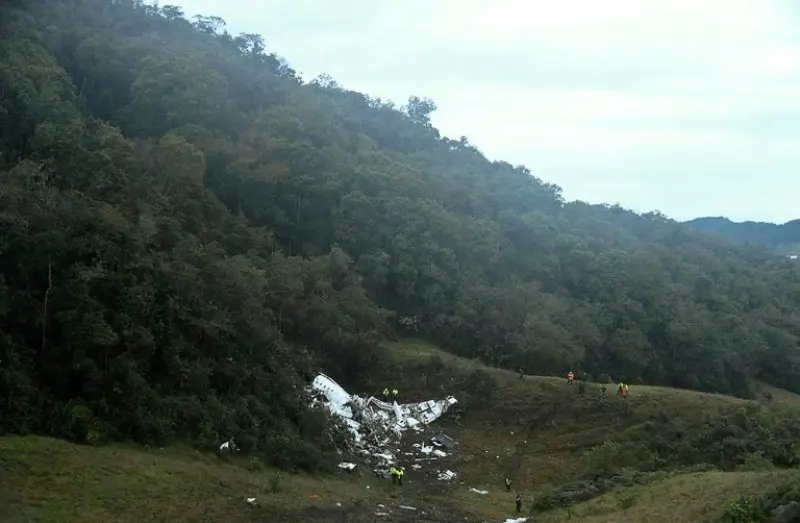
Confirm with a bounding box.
[2,0,800,469]
[685,217,800,255]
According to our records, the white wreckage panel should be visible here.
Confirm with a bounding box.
[308,373,457,466]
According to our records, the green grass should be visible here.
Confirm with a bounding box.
[0,436,382,523]
[3,338,800,522]
[535,470,800,523]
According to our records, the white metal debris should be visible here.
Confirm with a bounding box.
[245,497,256,506]
[469,488,489,495]
[503,519,527,523]
[437,469,457,481]
[219,437,240,453]
[308,373,457,467]
[337,462,357,471]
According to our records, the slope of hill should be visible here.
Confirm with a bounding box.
[3,0,800,477]
[3,340,800,522]
[685,217,800,255]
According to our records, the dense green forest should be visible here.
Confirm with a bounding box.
[2,0,800,469]
[685,217,800,255]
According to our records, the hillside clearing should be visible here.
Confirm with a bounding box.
[3,340,800,522]
[3,436,795,523]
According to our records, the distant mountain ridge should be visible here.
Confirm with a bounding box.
[684,216,800,254]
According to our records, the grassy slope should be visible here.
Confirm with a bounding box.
[536,470,799,523]
[2,339,799,523]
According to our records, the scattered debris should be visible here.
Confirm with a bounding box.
[308,373,458,469]
[431,432,458,450]
[469,488,489,495]
[503,519,527,523]
[398,505,417,511]
[219,439,238,452]
[437,469,457,481]
[337,462,357,471]
[245,497,256,506]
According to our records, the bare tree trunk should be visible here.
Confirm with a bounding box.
[41,259,52,354]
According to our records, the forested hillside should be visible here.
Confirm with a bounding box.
[686,217,800,255]
[3,0,800,468]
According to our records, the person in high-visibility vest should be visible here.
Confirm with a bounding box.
[389,466,398,484]
[617,382,624,396]
[622,384,629,398]
[397,467,405,486]
[382,388,389,398]
[391,388,398,399]
[567,371,574,384]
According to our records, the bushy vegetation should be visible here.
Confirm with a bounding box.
[711,476,800,523]
[3,0,800,473]
[531,403,800,513]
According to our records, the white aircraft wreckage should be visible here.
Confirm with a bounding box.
[308,373,458,469]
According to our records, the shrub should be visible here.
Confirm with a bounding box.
[741,451,774,472]
[596,373,613,384]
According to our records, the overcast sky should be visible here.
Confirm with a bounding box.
[167,0,800,223]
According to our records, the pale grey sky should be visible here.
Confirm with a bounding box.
[167,0,800,223]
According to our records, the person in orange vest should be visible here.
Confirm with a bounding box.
[567,371,574,384]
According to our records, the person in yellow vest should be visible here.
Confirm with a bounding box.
[397,466,405,486]
[622,383,629,398]
[382,388,389,398]
[567,371,574,384]
[389,466,398,484]
[391,388,398,400]
[617,382,624,396]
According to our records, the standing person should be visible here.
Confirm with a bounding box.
[382,388,389,399]
[397,467,404,486]
[567,371,574,384]
[392,388,399,401]
[389,466,398,484]
[622,383,629,398]
[617,382,624,396]
[505,477,512,492]
[515,493,522,513]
